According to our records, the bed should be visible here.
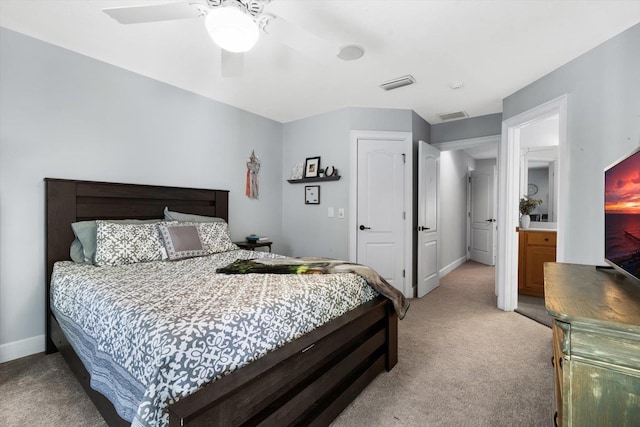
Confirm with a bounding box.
[45,178,399,426]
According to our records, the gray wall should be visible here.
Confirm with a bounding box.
[503,22,640,265]
[280,108,413,259]
[412,111,432,144]
[281,109,351,258]
[0,29,284,358]
[440,150,476,270]
[431,113,502,143]
[475,159,497,170]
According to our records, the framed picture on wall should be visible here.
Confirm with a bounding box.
[305,185,320,204]
[304,156,321,178]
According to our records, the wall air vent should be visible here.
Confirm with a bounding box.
[379,75,416,91]
[437,111,468,121]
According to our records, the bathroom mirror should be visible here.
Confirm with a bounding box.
[520,147,558,223]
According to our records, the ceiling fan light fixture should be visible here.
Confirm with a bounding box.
[205,6,259,53]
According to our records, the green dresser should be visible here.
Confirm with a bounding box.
[544,263,640,427]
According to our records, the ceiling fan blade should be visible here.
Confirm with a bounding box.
[103,2,202,25]
[221,50,244,77]
[263,14,340,63]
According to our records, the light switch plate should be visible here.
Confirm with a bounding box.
[338,208,345,219]
[328,207,334,217]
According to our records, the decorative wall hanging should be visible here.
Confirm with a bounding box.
[246,150,260,199]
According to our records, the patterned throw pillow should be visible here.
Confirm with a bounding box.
[94,220,166,267]
[157,223,208,260]
[194,222,239,254]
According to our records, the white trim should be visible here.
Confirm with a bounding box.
[0,335,44,363]
[432,134,500,152]
[349,130,414,298]
[497,94,568,311]
[439,255,468,278]
[466,167,472,262]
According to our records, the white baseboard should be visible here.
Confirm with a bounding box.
[440,255,468,278]
[0,334,44,363]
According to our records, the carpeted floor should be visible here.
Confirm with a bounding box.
[332,261,553,426]
[0,261,553,426]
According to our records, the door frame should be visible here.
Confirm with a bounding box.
[497,94,568,311]
[349,130,414,298]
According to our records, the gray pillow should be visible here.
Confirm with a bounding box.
[71,220,98,263]
[71,219,161,263]
[70,238,86,263]
[157,223,207,260]
[164,207,225,223]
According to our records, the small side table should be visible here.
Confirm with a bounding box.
[235,241,272,252]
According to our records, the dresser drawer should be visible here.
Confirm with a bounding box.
[527,231,556,246]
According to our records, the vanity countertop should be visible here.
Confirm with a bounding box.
[516,227,557,232]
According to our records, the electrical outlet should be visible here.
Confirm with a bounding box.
[328,207,334,218]
[338,208,345,219]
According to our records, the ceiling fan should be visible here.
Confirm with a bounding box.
[103,0,351,76]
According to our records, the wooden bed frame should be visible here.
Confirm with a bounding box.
[45,178,398,426]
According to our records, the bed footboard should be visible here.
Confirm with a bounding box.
[167,296,397,426]
[51,296,397,427]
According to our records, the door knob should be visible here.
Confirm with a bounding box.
[359,225,371,230]
[417,226,431,231]
[485,219,496,222]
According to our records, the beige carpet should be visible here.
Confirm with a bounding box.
[0,261,553,426]
[332,261,553,426]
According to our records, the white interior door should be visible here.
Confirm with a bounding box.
[417,141,440,297]
[469,167,496,265]
[356,139,405,293]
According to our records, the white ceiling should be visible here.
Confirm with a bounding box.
[1,1,639,124]
[463,144,499,160]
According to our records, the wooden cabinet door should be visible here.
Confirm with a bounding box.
[525,245,556,296]
[519,230,557,297]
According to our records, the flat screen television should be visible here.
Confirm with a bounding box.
[605,146,640,283]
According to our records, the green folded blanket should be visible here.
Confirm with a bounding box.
[218,257,409,319]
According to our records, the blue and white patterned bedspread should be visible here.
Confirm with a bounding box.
[50,250,378,427]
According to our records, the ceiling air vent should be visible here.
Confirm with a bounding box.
[437,111,468,121]
[379,75,416,91]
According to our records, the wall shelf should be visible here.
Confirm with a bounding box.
[287,176,341,184]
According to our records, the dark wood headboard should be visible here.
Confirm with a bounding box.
[45,178,229,353]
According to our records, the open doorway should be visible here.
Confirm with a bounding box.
[497,95,568,312]
[432,135,499,270]
[514,114,559,326]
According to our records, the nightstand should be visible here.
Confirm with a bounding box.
[234,241,272,252]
